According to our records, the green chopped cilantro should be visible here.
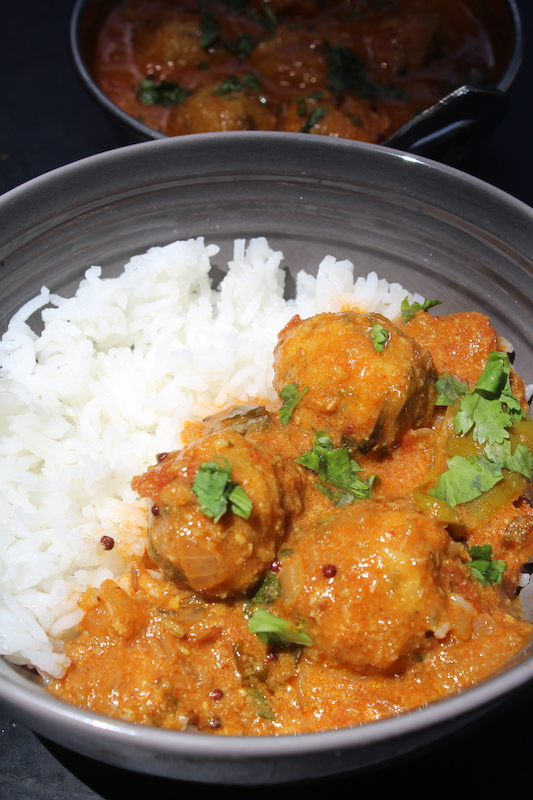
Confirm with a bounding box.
[381,83,410,101]
[454,351,525,446]
[435,373,469,406]
[260,1,278,28]
[248,608,313,647]
[278,383,310,425]
[249,572,281,606]
[345,111,363,126]
[192,460,252,522]
[428,351,532,507]
[220,0,250,14]
[428,454,504,507]
[467,544,506,587]
[483,440,533,478]
[228,482,253,517]
[296,92,324,117]
[301,105,328,133]
[199,0,219,48]
[135,79,191,107]
[370,321,389,353]
[322,43,371,97]
[322,42,410,101]
[225,33,258,57]
[296,431,376,504]
[401,296,442,324]
[247,685,275,720]
[212,72,261,95]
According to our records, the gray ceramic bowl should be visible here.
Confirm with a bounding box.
[70,0,523,163]
[1,133,533,785]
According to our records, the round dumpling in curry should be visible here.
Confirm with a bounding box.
[276,498,455,673]
[166,81,276,135]
[132,426,304,599]
[273,310,437,457]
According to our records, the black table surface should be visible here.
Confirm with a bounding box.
[1,1,533,798]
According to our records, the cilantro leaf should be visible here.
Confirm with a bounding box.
[455,394,514,445]
[199,0,219,48]
[248,608,313,647]
[322,42,372,97]
[322,42,411,102]
[260,1,278,28]
[278,383,310,425]
[454,351,525,446]
[401,296,442,324]
[212,72,261,95]
[467,544,506,587]
[483,440,533,478]
[247,686,275,720]
[219,0,251,14]
[243,571,281,618]
[301,105,328,133]
[135,79,191,107]
[476,351,517,398]
[228,482,253,517]
[192,460,252,522]
[296,92,324,117]
[250,573,281,605]
[296,431,376,504]
[224,33,258,57]
[345,110,363,126]
[370,321,389,353]
[428,454,503,507]
[434,373,469,406]
[296,431,352,483]
[427,352,532,508]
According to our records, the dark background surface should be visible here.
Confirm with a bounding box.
[1,1,533,797]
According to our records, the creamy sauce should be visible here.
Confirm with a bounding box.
[48,308,533,735]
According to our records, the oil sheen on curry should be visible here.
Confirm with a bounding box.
[48,301,533,735]
[91,0,506,142]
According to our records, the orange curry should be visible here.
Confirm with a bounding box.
[49,305,533,734]
[90,0,505,141]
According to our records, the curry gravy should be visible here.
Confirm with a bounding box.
[89,0,505,141]
[49,309,533,735]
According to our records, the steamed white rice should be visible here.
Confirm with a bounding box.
[0,237,423,679]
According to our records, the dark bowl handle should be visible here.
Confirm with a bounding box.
[384,85,510,164]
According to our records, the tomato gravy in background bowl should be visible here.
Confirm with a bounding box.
[70,0,522,163]
[1,131,533,783]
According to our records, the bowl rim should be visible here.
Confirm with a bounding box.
[2,130,533,258]
[1,131,533,771]
[68,0,525,144]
